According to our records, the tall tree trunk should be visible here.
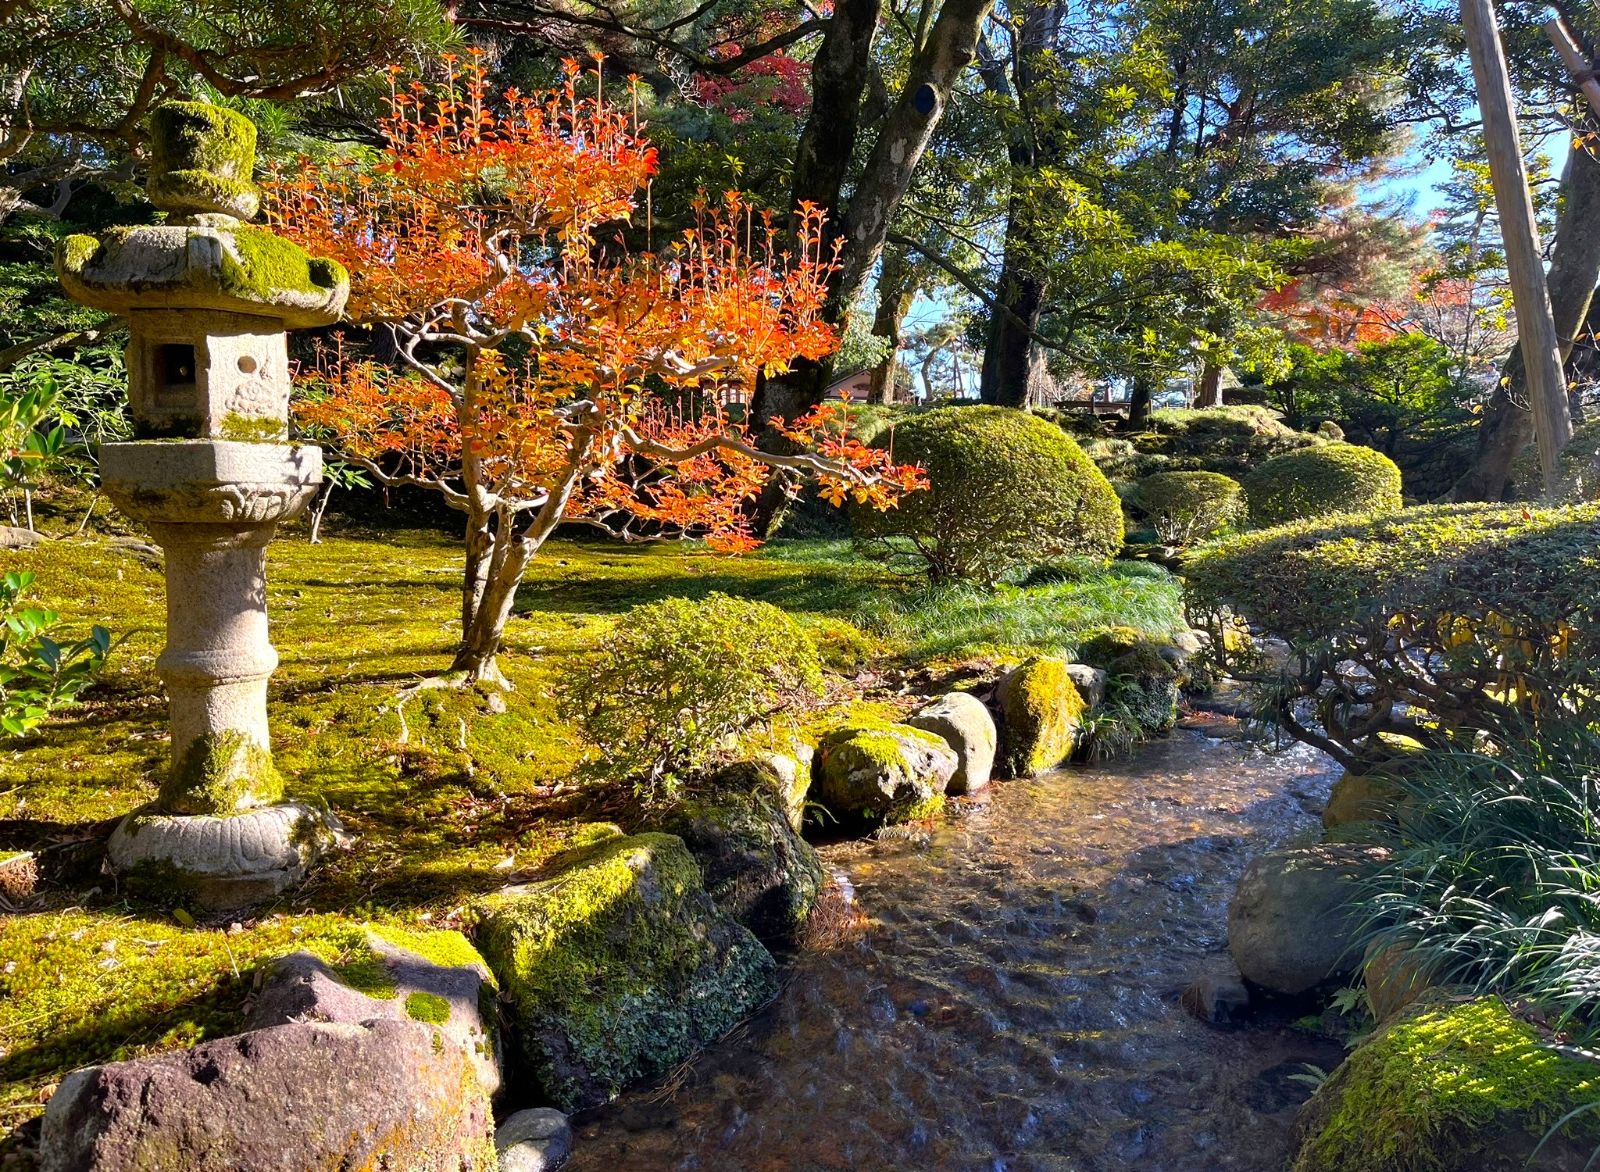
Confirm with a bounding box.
[1127,375,1154,427]
[1453,143,1600,499]
[747,0,997,532]
[977,0,1063,408]
[1195,361,1223,408]
[866,246,919,403]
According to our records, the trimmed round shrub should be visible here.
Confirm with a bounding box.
[1185,503,1600,767]
[1241,442,1402,525]
[1132,471,1243,546]
[1075,405,1321,482]
[853,406,1122,583]
[559,592,824,791]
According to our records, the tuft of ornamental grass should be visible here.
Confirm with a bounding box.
[1353,712,1600,1039]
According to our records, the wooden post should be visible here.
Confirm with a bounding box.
[1463,0,1573,491]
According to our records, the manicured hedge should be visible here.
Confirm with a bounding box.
[1241,442,1402,525]
[853,406,1122,583]
[1185,503,1600,765]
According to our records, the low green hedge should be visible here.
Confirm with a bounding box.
[1241,442,1402,525]
[1509,418,1600,503]
[1185,503,1600,765]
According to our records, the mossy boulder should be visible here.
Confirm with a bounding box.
[906,691,998,795]
[247,925,502,1098]
[1227,843,1389,995]
[654,767,826,951]
[38,1019,498,1172]
[1104,642,1182,734]
[813,724,957,824]
[1292,996,1600,1172]
[469,830,777,1112]
[1323,769,1410,830]
[994,656,1086,778]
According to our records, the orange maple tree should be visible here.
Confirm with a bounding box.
[268,53,923,681]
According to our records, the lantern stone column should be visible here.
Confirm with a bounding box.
[56,102,350,908]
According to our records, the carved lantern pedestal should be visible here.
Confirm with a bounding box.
[56,102,352,908]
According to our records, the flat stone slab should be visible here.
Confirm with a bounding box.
[108,801,345,909]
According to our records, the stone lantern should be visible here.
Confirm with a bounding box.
[56,102,350,908]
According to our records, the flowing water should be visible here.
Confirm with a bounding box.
[569,727,1346,1172]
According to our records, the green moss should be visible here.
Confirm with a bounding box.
[1105,643,1181,734]
[1294,997,1600,1172]
[150,102,257,179]
[218,226,347,301]
[405,991,453,1024]
[219,413,289,443]
[159,730,283,815]
[1078,625,1145,667]
[471,831,776,1111]
[55,233,100,277]
[368,925,494,984]
[997,656,1086,777]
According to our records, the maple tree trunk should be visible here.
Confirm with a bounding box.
[452,523,531,684]
[1454,143,1600,500]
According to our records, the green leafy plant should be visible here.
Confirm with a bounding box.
[1240,442,1403,526]
[0,571,113,736]
[1132,470,1244,546]
[852,405,1122,583]
[559,592,825,794]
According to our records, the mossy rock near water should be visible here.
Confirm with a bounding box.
[813,725,957,824]
[654,765,826,952]
[994,657,1086,777]
[1293,996,1600,1172]
[469,829,777,1113]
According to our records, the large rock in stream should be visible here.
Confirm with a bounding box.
[38,1018,497,1171]
[994,656,1086,777]
[813,724,957,823]
[653,761,826,951]
[906,691,997,794]
[1228,842,1389,995]
[470,828,776,1113]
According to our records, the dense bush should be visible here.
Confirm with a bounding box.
[560,592,824,791]
[1186,504,1600,767]
[1075,405,1321,483]
[1240,442,1402,525]
[1131,471,1243,546]
[853,406,1122,583]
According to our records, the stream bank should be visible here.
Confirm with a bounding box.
[569,729,1346,1172]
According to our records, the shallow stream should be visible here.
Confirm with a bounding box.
[569,729,1346,1172]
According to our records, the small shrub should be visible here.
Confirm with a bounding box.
[1132,471,1244,546]
[1186,503,1600,766]
[853,405,1122,583]
[560,592,825,792]
[1241,442,1402,525]
[0,571,113,737]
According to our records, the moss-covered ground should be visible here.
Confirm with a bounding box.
[0,521,1182,1132]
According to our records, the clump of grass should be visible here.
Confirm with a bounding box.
[1354,712,1600,1039]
